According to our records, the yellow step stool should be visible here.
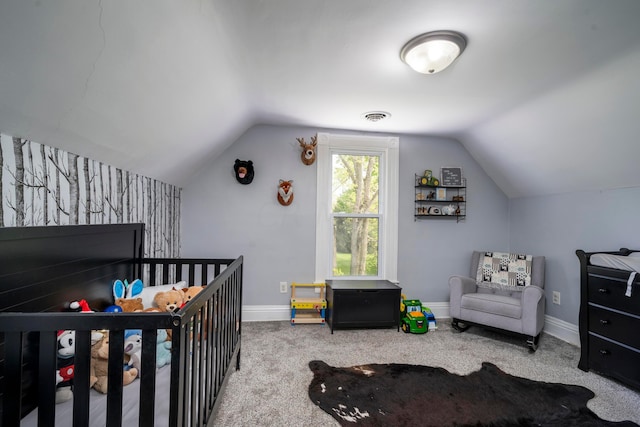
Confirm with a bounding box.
[290,282,326,325]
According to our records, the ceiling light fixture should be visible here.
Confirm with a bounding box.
[400,30,466,74]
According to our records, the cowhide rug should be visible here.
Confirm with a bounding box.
[308,360,638,427]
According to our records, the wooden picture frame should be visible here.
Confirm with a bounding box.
[441,167,463,187]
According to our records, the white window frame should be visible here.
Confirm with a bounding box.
[315,132,399,282]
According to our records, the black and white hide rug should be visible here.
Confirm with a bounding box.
[308,360,638,427]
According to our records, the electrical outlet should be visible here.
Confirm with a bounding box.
[280,281,288,293]
[552,291,561,305]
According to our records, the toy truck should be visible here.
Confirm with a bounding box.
[400,297,436,334]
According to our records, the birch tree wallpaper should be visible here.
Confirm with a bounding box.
[0,133,181,257]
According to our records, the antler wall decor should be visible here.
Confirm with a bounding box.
[297,135,317,165]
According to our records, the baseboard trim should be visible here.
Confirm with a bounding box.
[243,305,290,322]
[241,303,580,347]
[542,314,580,347]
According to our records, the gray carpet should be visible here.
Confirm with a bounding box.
[214,321,640,426]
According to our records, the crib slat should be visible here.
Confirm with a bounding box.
[3,332,22,426]
[73,330,93,427]
[169,323,187,427]
[188,264,195,285]
[138,329,158,427]
[106,329,125,427]
[175,262,183,282]
[37,331,57,427]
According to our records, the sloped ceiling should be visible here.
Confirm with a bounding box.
[0,0,639,197]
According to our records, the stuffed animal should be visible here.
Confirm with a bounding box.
[153,289,184,313]
[277,179,294,206]
[90,332,138,394]
[124,332,142,375]
[113,279,143,300]
[56,330,76,403]
[156,329,172,368]
[113,279,144,312]
[297,135,318,165]
[64,299,94,313]
[116,297,144,312]
[181,285,205,307]
[234,159,254,185]
[56,329,104,403]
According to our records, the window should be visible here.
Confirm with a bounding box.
[315,133,398,282]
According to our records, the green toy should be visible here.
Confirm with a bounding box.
[400,295,436,334]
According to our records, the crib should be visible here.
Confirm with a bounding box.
[0,223,243,426]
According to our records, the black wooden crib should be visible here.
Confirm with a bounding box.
[0,223,243,426]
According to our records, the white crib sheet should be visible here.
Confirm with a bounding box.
[21,364,171,427]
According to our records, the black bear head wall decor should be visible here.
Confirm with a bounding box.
[234,159,254,185]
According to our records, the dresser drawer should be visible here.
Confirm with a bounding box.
[588,274,640,316]
[588,334,640,390]
[588,305,640,349]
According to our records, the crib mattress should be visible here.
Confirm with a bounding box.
[21,364,171,427]
[590,252,640,272]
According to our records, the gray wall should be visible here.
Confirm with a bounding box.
[509,187,640,324]
[181,124,509,306]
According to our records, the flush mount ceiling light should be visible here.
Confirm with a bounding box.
[400,30,466,74]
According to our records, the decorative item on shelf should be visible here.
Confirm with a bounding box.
[277,179,294,206]
[452,195,464,202]
[442,205,456,215]
[234,159,255,185]
[440,167,463,187]
[419,170,439,186]
[427,206,441,215]
[416,193,426,201]
[297,135,318,166]
[436,188,447,201]
[426,191,435,200]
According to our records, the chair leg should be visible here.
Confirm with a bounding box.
[526,334,540,352]
[451,318,470,332]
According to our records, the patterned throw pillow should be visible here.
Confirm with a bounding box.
[476,252,533,290]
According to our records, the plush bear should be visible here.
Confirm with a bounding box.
[116,297,144,312]
[181,285,205,307]
[153,289,184,313]
[156,329,172,368]
[234,159,254,185]
[90,332,138,394]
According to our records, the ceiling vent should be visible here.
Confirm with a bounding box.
[363,111,390,122]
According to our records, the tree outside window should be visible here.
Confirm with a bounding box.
[315,133,398,283]
[331,153,380,276]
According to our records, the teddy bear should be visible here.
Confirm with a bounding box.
[181,285,205,307]
[90,332,138,393]
[153,289,184,313]
[115,297,144,312]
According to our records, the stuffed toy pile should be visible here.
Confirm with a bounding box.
[90,332,138,393]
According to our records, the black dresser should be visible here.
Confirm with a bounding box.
[325,279,401,334]
[576,249,640,390]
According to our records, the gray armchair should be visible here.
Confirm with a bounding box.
[449,251,546,351]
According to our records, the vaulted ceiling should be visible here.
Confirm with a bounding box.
[1,0,639,197]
